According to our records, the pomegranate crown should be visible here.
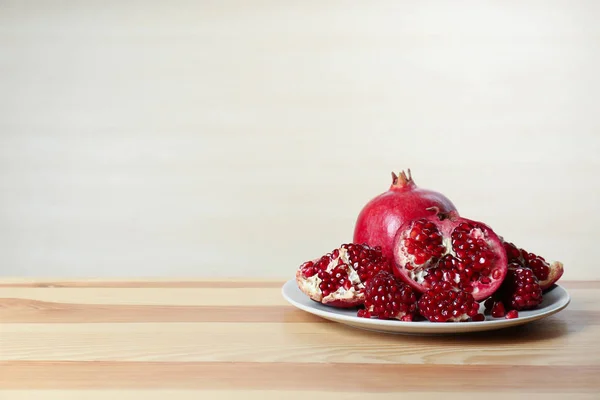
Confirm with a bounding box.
[390,169,415,189]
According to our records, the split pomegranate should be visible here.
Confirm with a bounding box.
[353,169,457,262]
[359,270,418,320]
[417,281,480,322]
[499,264,543,311]
[392,208,508,301]
[295,243,392,307]
[503,241,564,290]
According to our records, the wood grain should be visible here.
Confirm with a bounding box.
[1,392,599,400]
[2,361,599,392]
[0,279,284,288]
[0,279,598,396]
[1,321,598,365]
[0,279,593,289]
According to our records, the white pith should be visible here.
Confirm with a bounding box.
[447,315,469,322]
[297,272,323,301]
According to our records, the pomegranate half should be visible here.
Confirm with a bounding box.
[392,208,508,301]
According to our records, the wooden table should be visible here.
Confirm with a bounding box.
[0,279,599,399]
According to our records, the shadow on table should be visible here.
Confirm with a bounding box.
[328,313,579,344]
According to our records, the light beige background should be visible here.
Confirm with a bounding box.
[1,1,598,279]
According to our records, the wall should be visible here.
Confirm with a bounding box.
[1,1,598,279]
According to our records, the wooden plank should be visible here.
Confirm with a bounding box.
[1,361,598,392]
[0,287,289,306]
[0,391,598,400]
[1,320,598,366]
[0,286,593,309]
[0,302,327,323]
[0,280,594,289]
[0,298,594,324]
[0,279,285,288]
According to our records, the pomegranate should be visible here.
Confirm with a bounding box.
[499,264,543,311]
[358,270,418,320]
[392,208,508,301]
[295,243,392,307]
[417,281,481,322]
[503,241,564,290]
[505,310,519,319]
[353,169,457,262]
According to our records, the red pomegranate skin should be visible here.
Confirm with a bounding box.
[353,170,457,262]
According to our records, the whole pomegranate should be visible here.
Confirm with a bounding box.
[392,208,508,301]
[295,243,392,308]
[353,170,457,262]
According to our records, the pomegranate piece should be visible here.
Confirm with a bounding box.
[359,271,418,320]
[491,301,506,318]
[392,209,508,301]
[417,281,480,322]
[499,264,543,311]
[471,314,486,322]
[503,241,564,290]
[353,169,457,262]
[505,310,519,319]
[295,243,392,308]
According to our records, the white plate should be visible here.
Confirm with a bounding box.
[281,279,571,334]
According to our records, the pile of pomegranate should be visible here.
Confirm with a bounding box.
[295,170,564,322]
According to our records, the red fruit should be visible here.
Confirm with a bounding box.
[505,310,519,319]
[472,314,486,322]
[491,301,505,318]
[353,170,457,262]
[360,270,418,320]
[500,264,543,311]
[417,282,480,322]
[392,208,508,301]
[296,243,392,307]
[503,241,564,290]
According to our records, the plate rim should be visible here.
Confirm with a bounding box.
[281,278,571,333]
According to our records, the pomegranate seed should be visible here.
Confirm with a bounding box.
[491,302,505,318]
[505,310,519,319]
[461,284,474,293]
[472,314,485,322]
